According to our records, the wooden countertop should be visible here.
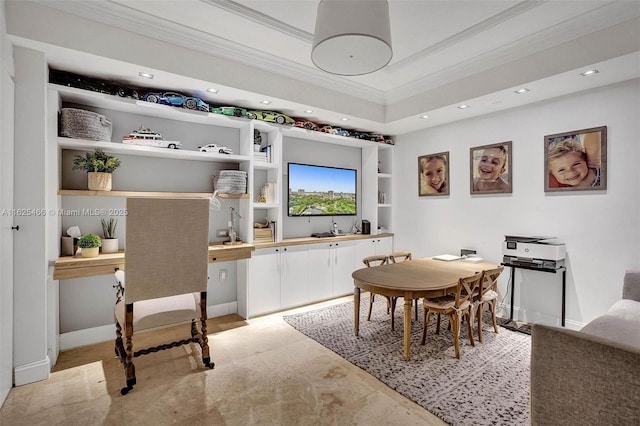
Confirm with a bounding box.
[253,233,394,249]
[52,243,255,280]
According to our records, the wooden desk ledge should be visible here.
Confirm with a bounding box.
[52,243,256,280]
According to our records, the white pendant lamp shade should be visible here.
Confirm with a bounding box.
[312,0,392,76]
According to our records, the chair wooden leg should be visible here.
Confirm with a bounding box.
[414,299,419,321]
[451,313,461,359]
[466,310,475,347]
[121,304,136,395]
[436,313,441,334]
[489,299,499,333]
[367,293,375,321]
[477,302,485,343]
[199,292,214,369]
[115,321,123,357]
[390,297,397,331]
[421,307,432,345]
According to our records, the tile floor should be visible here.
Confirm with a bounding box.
[0,296,447,425]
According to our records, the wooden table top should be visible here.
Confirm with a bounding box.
[352,257,498,292]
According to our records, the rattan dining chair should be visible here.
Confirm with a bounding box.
[472,266,504,343]
[362,255,397,328]
[420,273,483,359]
[113,198,214,395]
[388,251,419,321]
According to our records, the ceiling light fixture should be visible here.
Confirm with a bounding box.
[580,69,599,77]
[457,104,470,109]
[420,115,429,119]
[206,88,219,94]
[304,109,313,114]
[515,88,530,94]
[138,72,154,79]
[260,100,271,105]
[311,0,392,76]
[341,117,349,121]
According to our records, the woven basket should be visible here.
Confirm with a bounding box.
[213,170,247,194]
[60,108,112,141]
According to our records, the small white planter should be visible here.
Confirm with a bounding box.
[88,172,112,191]
[101,238,119,254]
[253,144,261,152]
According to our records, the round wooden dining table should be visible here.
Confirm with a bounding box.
[352,257,498,360]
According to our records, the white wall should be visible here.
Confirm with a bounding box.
[393,79,640,328]
[0,0,14,406]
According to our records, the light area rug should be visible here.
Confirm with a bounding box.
[284,300,530,426]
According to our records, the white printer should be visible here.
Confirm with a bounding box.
[502,235,565,269]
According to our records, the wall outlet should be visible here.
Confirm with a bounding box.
[219,269,227,281]
[460,248,477,256]
[217,229,229,237]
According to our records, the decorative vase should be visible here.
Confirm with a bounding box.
[101,238,118,254]
[88,172,112,191]
[253,144,261,152]
[81,247,99,258]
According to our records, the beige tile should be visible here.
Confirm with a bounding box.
[1,297,447,426]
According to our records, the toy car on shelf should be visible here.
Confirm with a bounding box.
[333,128,351,137]
[293,119,319,131]
[122,127,182,149]
[50,69,140,99]
[366,133,386,143]
[320,125,336,134]
[141,92,209,111]
[246,110,294,125]
[210,106,250,118]
[350,131,370,140]
[198,144,233,154]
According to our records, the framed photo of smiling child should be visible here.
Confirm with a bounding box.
[544,126,607,192]
[470,141,512,194]
[418,152,449,196]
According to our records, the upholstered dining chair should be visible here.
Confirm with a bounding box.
[362,255,396,328]
[420,273,483,359]
[113,197,213,395]
[472,266,504,343]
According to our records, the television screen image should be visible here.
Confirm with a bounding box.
[288,163,357,216]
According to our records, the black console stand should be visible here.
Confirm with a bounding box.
[501,263,567,327]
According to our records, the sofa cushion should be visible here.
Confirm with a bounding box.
[581,300,640,348]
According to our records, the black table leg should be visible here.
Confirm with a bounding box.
[510,266,515,321]
[561,269,566,327]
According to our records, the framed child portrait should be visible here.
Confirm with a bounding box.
[544,126,607,192]
[470,141,512,194]
[418,152,449,196]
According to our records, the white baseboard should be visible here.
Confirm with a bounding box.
[14,357,51,386]
[59,302,238,351]
[496,302,585,331]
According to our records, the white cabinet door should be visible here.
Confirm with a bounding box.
[280,245,309,309]
[375,236,393,256]
[331,240,356,297]
[355,238,378,267]
[248,248,281,316]
[307,243,333,302]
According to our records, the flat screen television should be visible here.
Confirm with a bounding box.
[287,163,357,216]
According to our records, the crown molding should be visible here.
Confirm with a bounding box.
[34,0,386,104]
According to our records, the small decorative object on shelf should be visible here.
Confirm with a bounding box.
[77,233,102,258]
[210,106,250,118]
[213,170,247,194]
[246,110,294,125]
[254,129,262,152]
[141,91,209,111]
[72,149,121,191]
[122,126,182,149]
[100,218,118,253]
[198,144,233,154]
[59,107,113,142]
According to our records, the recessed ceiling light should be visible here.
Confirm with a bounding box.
[304,109,313,114]
[420,115,429,119]
[580,69,599,77]
[206,88,219,94]
[341,117,349,121]
[138,72,154,79]
[457,104,470,109]
[514,88,530,94]
[260,100,272,105]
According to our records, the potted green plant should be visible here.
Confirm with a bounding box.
[72,149,121,191]
[77,233,102,258]
[100,218,118,253]
[253,129,262,152]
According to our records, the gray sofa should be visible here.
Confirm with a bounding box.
[530,269,640,426]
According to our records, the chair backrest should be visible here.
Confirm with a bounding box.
[477,266,504,299]
[363,255,388,267]
[124,197,210,304]
[454,273,483,309]
[389,251,412,263]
